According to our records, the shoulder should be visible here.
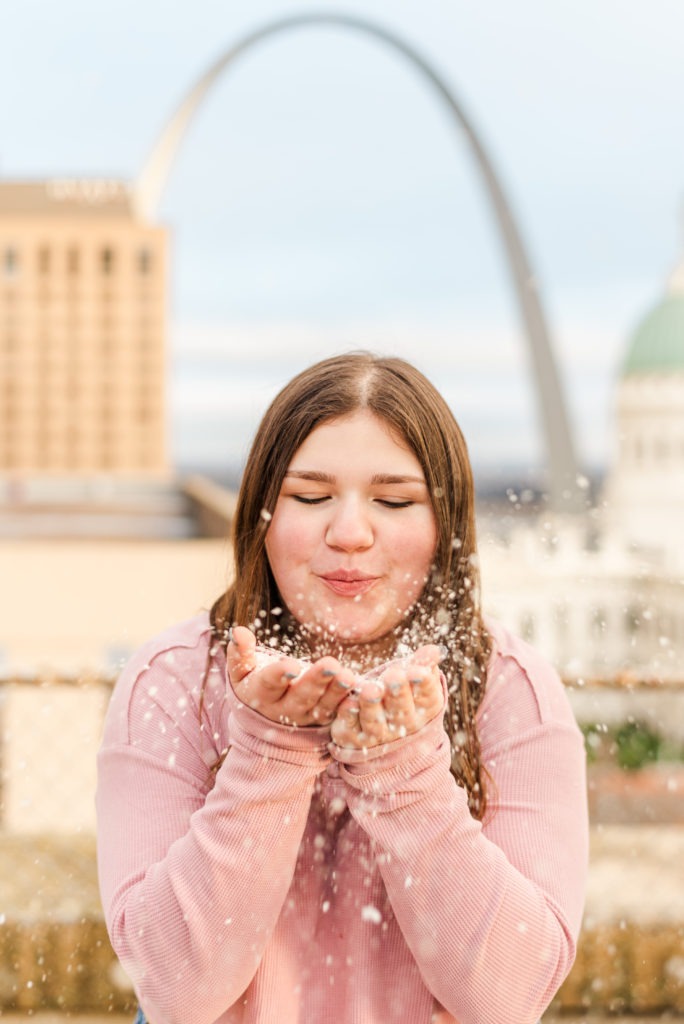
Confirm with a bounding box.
[125,611,213,670]
[478,616,578,751]
[101,612,218,746]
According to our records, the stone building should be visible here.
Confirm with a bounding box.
[603,255,684,562]
[480,251,684,685]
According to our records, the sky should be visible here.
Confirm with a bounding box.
[2,0,684,485]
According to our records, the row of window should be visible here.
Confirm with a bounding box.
[1,403,161,420]
[519,604,683,645]
[621,435,684,463]
[2,246,155,278]
[0,348,162,368]
[2,342,161,358]
[2,377,162,396]
[1,287,160,307]
[0,451,163,470]
[0,439,163,456]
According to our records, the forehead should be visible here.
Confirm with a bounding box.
[289,410,422,472]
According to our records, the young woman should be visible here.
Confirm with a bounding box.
[97,353,588,1024]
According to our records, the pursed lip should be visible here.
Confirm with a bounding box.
[317,569,379,597]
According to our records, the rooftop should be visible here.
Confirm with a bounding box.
[0,474,235,541]
[623,258,684,376]
[0,179,134,218]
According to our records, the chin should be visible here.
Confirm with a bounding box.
[328,620,395,647]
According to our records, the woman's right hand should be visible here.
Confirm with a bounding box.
[226,626,356,728]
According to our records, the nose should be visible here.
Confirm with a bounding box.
[325,496,374,552]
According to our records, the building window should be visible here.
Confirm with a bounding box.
[101,247,114,275]
[38,247,51,274]
[67,248,80,275]
[624,605,641,636]
[520,612,535,643]
[553,603,568,646]
[591,607,607,639]
[138,248,152,274]
[3,248,18,277]
[633,436,643,463]
[2,331,17,353]
[655,438,668,461]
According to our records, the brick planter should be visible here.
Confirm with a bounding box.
[588,763,684,824]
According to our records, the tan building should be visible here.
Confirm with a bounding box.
[0,179,167,475]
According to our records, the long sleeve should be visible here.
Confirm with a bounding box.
[330,623,588,1024]
[96,619,331,1024]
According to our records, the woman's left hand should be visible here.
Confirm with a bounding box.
[330,645,444,750]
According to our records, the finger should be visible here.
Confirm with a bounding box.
[410,644,444,667]
[282,657,340,716]
[379,667,415,736]
[357,682,388,740]
[226,626,257,683]
[330,696,361,747]
[236,655,302,714]
[310,664,357,722]
[405,665,442,713]
[256,656,303,697]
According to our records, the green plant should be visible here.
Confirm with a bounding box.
[580,720,684,770]
[613,721,661,771]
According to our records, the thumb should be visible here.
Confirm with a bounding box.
[226,625,257,684]
[410,643,444,668]
[330,697,360,748]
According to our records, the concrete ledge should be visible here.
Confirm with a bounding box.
[0,919,135,1014]
[588,763,684,824]
[1,829,683,1014]
[555,923,684,1014]
[551,825,684,1014]
[0,836,134,1014]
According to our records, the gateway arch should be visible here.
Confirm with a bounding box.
[134,12,583,514]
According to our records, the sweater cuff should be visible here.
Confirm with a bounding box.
[226,671,331,768]
[329,712,451,791]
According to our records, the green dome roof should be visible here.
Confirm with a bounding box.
[623,291,684,375]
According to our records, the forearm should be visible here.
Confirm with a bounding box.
[99,711,330,1024]
[331,722,586,1024]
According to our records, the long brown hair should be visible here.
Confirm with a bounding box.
[209,352,492,818]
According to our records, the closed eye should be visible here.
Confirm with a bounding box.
[292,495,330,505]
[376,499,414,508]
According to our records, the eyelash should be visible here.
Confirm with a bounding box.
[291,495,413,509]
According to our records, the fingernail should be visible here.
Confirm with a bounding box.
[410,676,426,687]
[283,672,298,680]
[388,681,404,695]
[321,669,337,678]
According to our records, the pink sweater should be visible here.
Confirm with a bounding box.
[96,613,588,1024]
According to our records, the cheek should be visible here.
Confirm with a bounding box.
[384,532,436,608]
[393,517,437,572]
[266,514,315,584]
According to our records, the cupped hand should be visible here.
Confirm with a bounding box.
[226,626,356,727]
[330,644,444,750]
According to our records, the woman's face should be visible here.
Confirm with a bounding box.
[265,410,438,649]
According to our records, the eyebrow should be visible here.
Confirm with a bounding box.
[284,470,426,485]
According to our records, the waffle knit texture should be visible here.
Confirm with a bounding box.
[96,613,588,1024]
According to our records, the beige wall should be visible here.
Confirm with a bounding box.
[0,538,232,675]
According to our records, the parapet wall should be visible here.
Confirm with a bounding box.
[0,674,682,1014]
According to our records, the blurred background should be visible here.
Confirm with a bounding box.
[1,0,683,1019]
